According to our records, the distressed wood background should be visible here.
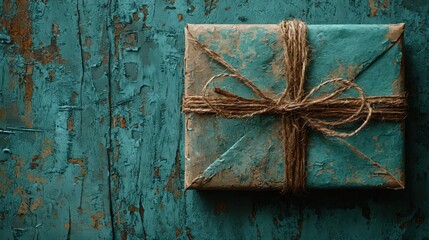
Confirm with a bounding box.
[0,0,428,239]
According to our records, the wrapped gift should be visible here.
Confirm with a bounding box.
[183,21,406,192]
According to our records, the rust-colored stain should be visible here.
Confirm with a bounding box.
[42,138,54,161]
[164,151,182,201]
[33,24,66,65]
[154,167,160,177]
[385,23,404,42]
[175,227,182,238]
[12,155,25,178]
[392,76,405,95]
[67,116,74,132]
[17,199,29,215]
[139,202,144,216]
[14,186,28,198]
[214,202,228,215]
[112,172,118,193]
[204,0,219,15]
[114,5,149,58]
[345,175,364,184]
[141,102,145,113]
[185,227,193,240]
[113,116,128,128]
[392,30,405,98]
[121,231,128,240]
[113,16,125,59]
[14,186,30,215]
[141,5,151,29]
[128,204,138,213]
[28,173,47,184]
[48,70,55,82]
[30,138,54,170]
[121,33,137,50]
[133,11,140,22]
[9,72,16,91]
[368,0,389,17]
[113,142,120,163]
[328,64,363,80]
[30,196,42,212]
[71,91,78,104]
[1,1,65,128]
[68,157,87,176]
[1,0,33,59]
[68,158,86,167]
[23,63,34,127]
[316,162,336,176]
[116,205,123,227]
[178,13,183,21]
[0,108,5,119]
[0,167,11,195]
[84,35,93,47]
[83,51,91,61]
[91,211,105,229]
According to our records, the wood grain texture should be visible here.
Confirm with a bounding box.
[0,0,428,239]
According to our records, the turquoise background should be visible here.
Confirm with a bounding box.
[0,0,428,239]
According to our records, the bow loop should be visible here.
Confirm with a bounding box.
[300,78,373,137]
[202,73,276,118]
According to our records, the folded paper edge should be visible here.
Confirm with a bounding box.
[334,137,405,189]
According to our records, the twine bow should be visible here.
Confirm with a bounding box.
[183,21,406,192]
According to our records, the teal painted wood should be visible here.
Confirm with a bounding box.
[0,0,428,239]
[0,0,113,239]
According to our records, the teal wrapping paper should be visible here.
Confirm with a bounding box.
[184,23,405,190]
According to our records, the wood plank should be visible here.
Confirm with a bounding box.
[108,1,185,238]
[0,0,113,238]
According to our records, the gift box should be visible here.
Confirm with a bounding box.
[183,22,406,191]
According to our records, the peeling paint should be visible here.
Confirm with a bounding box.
[368,0,389,17]
[204,0,219,15]
[91,212,105,230]
[113,116,127,128]
[1,1,428,239]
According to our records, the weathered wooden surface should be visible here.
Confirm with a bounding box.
[0,0,428,239]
